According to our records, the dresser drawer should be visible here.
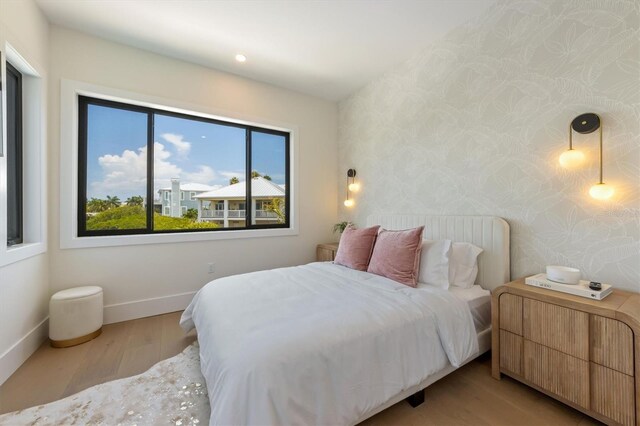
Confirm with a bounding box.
[499,294,522,335]
[590,315,634,376]
[524,340,590,408]
[500,330,523,375]
[590,362,635,426]
[523,299,589,360]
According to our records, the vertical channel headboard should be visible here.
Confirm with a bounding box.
[366,215,510,292]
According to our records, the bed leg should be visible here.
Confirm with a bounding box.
[405,389,424,408]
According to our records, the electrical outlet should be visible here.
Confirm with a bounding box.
[207,263,215,274]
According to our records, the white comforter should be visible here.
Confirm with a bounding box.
[180,262,478,426]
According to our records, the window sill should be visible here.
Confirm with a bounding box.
[1,242,47,268]
[61,227,298,249]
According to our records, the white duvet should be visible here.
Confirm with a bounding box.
[181,262,478,426]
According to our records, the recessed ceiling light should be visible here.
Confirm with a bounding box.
[235,54,247,63]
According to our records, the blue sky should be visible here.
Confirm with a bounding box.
[86,104,286,200]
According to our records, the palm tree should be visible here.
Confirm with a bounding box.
[229,177,240,185]
[251,170,261,179]
[87,197,109,212]
[106,195,121,209]
[265,198,285,224]
[126,195,144,206]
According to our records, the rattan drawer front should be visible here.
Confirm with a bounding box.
[523,298,589,360]
[524,340,589,409]
[590,315,634,376]
[590,362,635,426]
[499,330,523,375]
[316,243,338,261]
[499,293,522,335]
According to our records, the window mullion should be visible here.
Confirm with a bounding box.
[147,113,154,233]
[6,62,24,245]
[245,128,252,229]
[285,133,290,229]
[77,98,88,236]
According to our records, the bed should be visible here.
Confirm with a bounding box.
[181,215,510,425]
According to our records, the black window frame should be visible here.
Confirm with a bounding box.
[6,61,23,246]
[77,95,290,237]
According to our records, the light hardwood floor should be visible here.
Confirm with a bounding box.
[0,312,600,425]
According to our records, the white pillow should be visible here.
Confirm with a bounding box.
[449,242,483,289]
[418,239,452,289]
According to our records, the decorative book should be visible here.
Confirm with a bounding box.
[524,273,612,301]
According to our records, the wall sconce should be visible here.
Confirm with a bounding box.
[559,118,586,169]
[344,169,357,207]
[559,113,614,200]
[348,169,360,192]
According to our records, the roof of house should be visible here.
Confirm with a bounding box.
[195,177,285,200]
[158,183,219,192]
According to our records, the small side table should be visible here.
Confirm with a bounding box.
[316,243,339,261]
[492,278,640,426]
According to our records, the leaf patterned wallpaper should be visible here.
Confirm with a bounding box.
[338,0,639,292]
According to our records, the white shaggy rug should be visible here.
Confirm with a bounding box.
[0,343,210,426]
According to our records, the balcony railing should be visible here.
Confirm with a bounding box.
[201,210,224,218]
[255,210,278,218]
[200,209,277,219]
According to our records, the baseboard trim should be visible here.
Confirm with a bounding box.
[103,291,196,324]
[0,292,196,386]
[0,317,49,386]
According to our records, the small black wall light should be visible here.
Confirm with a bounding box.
[559,113,614,200]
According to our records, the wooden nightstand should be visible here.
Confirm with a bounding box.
[492,278,640,426]
[316,243,339,261]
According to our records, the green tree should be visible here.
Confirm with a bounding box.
[251,170,261,179]
[263,175,272,181]
[87,197,109,213]
[106,195,121,209]
[86,205,219,231]
[126,195,144,206]
[86,205,146,230]
[266,197,285,224]
[229,177,240,185]
[154,214,219,230]
[183,208,198,220]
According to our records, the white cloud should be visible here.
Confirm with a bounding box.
[160,133,191,157]
[90,142,246,198]
[153,142,183,191]
[184,165,217,185]
[91,146,147,197]
[91,142,182,197]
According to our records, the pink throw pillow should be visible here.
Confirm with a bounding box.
[334,225,381,271]
[367,226,424,287]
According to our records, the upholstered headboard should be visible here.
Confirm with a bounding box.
[366,215,510,292]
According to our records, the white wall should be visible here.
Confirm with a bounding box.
[0,0,50,384]
[339,0,639,292]
[48,27,338,319]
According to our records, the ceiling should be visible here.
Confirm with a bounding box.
[36,0,494,101]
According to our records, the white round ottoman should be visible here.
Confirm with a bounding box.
[49,286,103,348]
